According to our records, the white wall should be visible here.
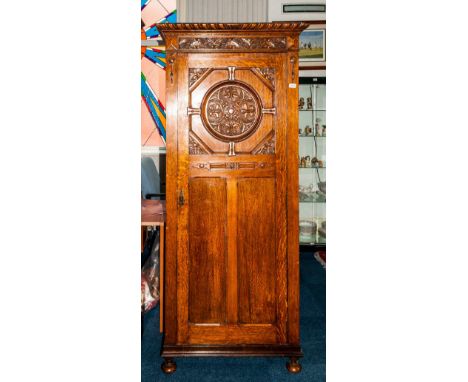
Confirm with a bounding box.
[178,0,268,22]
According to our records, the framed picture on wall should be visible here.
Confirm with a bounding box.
[299,27,326,63]
[268,0,325,21]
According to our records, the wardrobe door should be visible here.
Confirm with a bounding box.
[175,53,289,345]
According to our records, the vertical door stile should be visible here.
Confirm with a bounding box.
[176,54,190,344]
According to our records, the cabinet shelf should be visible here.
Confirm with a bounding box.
[299,236,326,245]
[299,78,326,249]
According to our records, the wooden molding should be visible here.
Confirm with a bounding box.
[157,22,313,33]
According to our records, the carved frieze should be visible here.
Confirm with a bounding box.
[179,37,287,51]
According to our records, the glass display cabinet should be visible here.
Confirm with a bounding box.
[298,77,326,248]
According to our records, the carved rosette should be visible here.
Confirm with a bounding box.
[201,81,262,142]
[179,37,287,50]
[189,68,209,87]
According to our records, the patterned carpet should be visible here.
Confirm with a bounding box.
[141,252,325,381]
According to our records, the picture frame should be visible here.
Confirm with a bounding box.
[299,27,326,63]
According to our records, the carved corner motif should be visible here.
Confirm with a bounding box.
[179,37,287,50]
[189,136,209,155]
[253,67,275,89]
[253,134,276,155]
[189,68,209,87]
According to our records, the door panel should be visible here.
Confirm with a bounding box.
[188,177,227,324]
[178,54,287,345]
[188,65,276,156]
[237,178,276,324]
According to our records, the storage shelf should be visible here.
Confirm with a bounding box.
[299,78,326,249]
[299,236,326,245]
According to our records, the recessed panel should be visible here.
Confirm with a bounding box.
[237,178,277,324]
[189,177,227,324]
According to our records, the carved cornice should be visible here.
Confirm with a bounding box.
[157,22,313,33]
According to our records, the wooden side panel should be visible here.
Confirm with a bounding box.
[188,177,227,324]
[274,55,288,343]
[286,51,301,345]
[237,178,276,324]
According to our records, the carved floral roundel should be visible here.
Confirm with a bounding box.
[201,81,262,142]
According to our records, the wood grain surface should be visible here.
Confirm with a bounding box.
[162,23,308,362]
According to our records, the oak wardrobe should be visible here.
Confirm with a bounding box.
[158,22,310,374]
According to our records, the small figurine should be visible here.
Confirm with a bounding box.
[298,97,305,109]
[312,157,323,167]
[307,97,312,110]
[322,125,326,136]
[305,155,311,168]
[300,156,306,168]
[315,118,322,136]
[298,128,303,135]
[304,125,312,136]
[316,124,323,136]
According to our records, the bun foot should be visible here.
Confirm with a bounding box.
[161,358,177,374]
[286,357,302,373]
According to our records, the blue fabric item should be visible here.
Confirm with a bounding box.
[141,157,161,199]
[141,252,325,381]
